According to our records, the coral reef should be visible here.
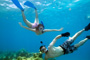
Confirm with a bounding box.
[0,49,55,60]
[0,49,43,60]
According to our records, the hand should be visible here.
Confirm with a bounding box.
[58,28,63,31]
[18,22,22,27]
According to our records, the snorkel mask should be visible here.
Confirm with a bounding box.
[40,47,47,53]
[36,21,45,32]
[39,26,44,31]
[40,21,45,30]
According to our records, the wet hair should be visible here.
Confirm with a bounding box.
[39,46,45,51]
[36,24,44,31]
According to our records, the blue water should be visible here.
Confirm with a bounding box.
[0,0,90,60]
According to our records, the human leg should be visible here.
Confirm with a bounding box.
[34,9,39,24]
[71,23,90,42]
[74,36,90,48]
[21,11,33,28]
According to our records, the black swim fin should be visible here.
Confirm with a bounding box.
[85,23,90,31]
[86,36,90,39]
[61,32,70,37]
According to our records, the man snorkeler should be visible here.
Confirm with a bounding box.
[40,23,90,60]
[12,0,63,35]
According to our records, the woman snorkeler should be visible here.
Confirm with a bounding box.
[12,0,63,35]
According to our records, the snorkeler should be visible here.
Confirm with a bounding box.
[12,0,63,35]
[39,23,90,60]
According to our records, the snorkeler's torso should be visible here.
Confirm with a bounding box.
[45,46,64,58]
[32,23,38,29]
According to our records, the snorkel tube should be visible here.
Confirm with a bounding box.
[40,41,48,53]
[40,41,45,46]
[40,21,45,29]
[36,21,44,33]
[40,41,48,50]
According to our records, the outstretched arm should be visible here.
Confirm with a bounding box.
[44,28,63,32]
[48,32,70,48]
[19,22,35,32]
[48,34,62,48]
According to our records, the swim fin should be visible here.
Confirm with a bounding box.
[86,35,90,39]
[85,23,90,31]
[61,32,70,37]
[24,1,36,9]
[12,0,24,11]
